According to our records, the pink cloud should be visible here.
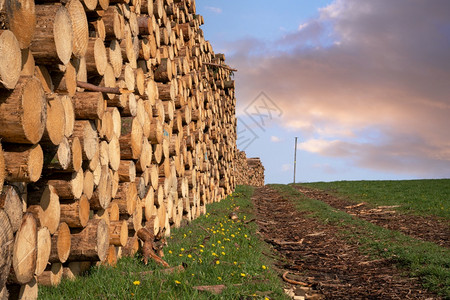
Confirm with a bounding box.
[229,0,450,177]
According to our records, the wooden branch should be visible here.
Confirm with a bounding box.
[202,62,237,72]
[282,271,309,286]
[76,81,134,95]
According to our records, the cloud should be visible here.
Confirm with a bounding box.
[271,136,282,143]
[205,6,222,14]
[228,0,450,177]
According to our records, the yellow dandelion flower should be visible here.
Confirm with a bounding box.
[262,265,267,270]
[133,281,140,285]
[200,249,204,253]
[216,260,220,265]
[221,252,225,255]
[244,234,248,238]
[234,261,237,265]
[200,244,204,248]
[218,276,222,280]
[188,254,192,258]
[217,240,221,244]
[179,254,183,257]
[181,248,185,251]
[231,234,235,238]
[240,273,246,277]
[175,280,181,285]
[168,250,172,254]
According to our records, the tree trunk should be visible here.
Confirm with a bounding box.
[35,227,51,276]
[0,76,46,144]
[37,262,62,286]
[0,209,13,289]
[0,185,23,233]
[3,144,43,183]
[27,184,60,234]
[60,195,90,228]
[109,220,128,247]
[11,213,37,284]
[68,219,109,262]
[48,222,71,263]
[66,0,88,58]
[31,5,73,65]
[72,92,105,120]
[2,0,35,49]
[0,30,21,89]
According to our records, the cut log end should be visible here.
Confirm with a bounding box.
[0,30,21,89]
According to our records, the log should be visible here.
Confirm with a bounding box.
[0,209,13,289]
[62,261,90,280]
[2,0,35,49]
[119,117,142,160]
[11,213,37,284]
[72,92,105,120]
[112,182,137,215]
[27,184,60,234]
[0,76,46,144]
[60,195,90,228]
[154,58,172,83]
[41,95,66,146]
[83,170,94,199]
[37,262,62,286]
[72,120,99,161]
[68,219,109,262]
[3,144,43,183]
[66,0,89,58]
[48,222,71,264]
[35,227,51,276]
[108,136,121,171]
[0,185,23,233]
[117,160,136,182]
[61,95,75,138]
[89,165,111,210]
[102,6,124,41]
[0,30,21,89]
[109,220,128,246]
[85,38,107,75]
[0,144,3,192]
[46,169,84,200]
[31,5,73,65]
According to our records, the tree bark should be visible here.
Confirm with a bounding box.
[68,219,109,262]
[3,144,43,183]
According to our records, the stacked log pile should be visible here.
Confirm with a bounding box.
[234,151,264,187]
[0,0,237,297]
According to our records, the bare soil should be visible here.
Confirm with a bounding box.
[294,186,450,248]
[253,186,441,299]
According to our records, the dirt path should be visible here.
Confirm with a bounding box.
[294,186,450,248]
[252,186,440,299]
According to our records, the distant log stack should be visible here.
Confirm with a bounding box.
[1,0,238,296]
[234,151,265,187]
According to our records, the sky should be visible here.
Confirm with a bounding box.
[196,0,450,184]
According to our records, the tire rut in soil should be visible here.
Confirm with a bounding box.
[294,186,450,248]
[253,186,440,299]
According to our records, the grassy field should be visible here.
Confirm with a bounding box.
[297,179,450,219]
[270,184,450,298]
[39,186,288,300]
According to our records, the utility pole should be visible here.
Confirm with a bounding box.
[293,137,298,183]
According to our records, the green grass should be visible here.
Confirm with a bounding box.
[296,179,450,219]
[39,186,288,300]
[270,184,450,298]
